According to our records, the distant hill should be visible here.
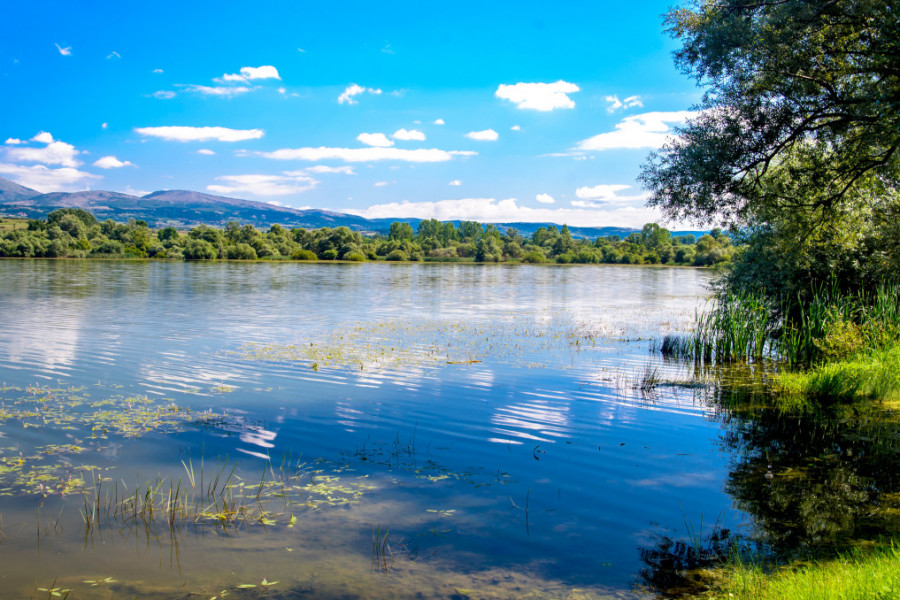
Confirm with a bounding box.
[0,176,686,239]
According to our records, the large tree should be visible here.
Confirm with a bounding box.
[641,0,899,228]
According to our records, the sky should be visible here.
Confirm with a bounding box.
[0,0,702,228]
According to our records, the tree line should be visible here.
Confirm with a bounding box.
[0,208,732,266]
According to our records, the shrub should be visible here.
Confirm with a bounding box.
[385,249,409,261]
[343,251,366,262]
[291,248,317,261]
[521,251,546,264]
[226,243,258,260]
[183,239,217,260]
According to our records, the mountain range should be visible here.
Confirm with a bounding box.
[0,176,647,239]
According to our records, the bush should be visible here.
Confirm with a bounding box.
[385,249,409,261]
[291,248,317,261]
[521,251,546,264]
[226,243,258,260]
[320,249,339,260]
[343,251,366,262]
[183,239,217,260]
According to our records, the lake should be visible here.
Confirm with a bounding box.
[0,260,896,599]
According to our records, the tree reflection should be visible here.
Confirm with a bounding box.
[638,383,900,597]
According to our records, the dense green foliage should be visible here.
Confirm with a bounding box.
[642,0,900,304]
[0,211,733,266]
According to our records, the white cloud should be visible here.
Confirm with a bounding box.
[5,138,24,145]
[207,173,317,197]
[392,128,425,141]
[573,184,649,207]
[122,186,151,197]
[197,149,216,155]
[93,156,134,169]
[433,118,445,125]
[301,165,356,175]
[337,84,382,105]
[357,132,394,147]
[536,193,555,204]
[152,90,176,99]
[606,94,644,113]
[511,125,521,131]
[101,122,108,129]
[107,51,121,59]
[465,129,499,141]
[0,163,99,193]
[54,43,71,56]
[495,81,580,111]
[373,181,391,187]
[183,84,255,96]
[216,65,281,84]
[5,134,82,167]
[135,126,265,142]
[576,111,697,151]
[346,197,664,228]
[153,68,164,74]
[624,95,643,109]
[449,180,462,186]
[257,147,476,163]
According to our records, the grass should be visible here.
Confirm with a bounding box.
[0,217,29,231]
[703,542,900,600]
[775,344,900,403]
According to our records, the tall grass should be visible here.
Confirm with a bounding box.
[706,542,900,600]
[661,283,900,369]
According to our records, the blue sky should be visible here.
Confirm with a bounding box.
[0,0,701,227]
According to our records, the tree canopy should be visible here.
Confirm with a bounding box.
[641,0,899,228]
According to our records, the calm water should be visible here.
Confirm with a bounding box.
[0,261,896,599]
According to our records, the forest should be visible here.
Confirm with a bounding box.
[0,209,733,267]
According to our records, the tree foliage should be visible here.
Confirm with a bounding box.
[642,0,900,227]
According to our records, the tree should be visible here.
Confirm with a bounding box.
[641,1,899,227]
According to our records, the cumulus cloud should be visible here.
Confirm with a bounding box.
[337,84,382,105]
[207,172,317,197]
[216,65,281,84]
[433,118,445,125]
[5,138,24,145]
[392,128,425,141]
[576,111,697,151]
[495,81,580,111]
[101,122,108,129]
[93,156,134,169]
[182,84,255,96]
[357,132,394,147]
[606,94,644,113]
[572,184,649,207]
[256,147,476,163]
[511,125,521,131]
[465,129,499,141]
[346,197,663,228]
[4,133,82,167]
[536,193,555,204]
[55,43,71,56]
[152,90,176,99]
[449,180,462,186]
[0,163,99,193]
[122,186,151,197]
[135,126,265,142]
[197,149,216,155]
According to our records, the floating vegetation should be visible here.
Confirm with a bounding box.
[235,314,618,373]
[0,384,241,498]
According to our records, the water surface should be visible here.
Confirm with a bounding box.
[2,261,894,599]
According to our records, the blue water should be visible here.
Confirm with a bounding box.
[0,260,748,599]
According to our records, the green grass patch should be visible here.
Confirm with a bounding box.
[774,344,900,403]
[704,542,900,600]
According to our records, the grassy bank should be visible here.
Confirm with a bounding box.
[775,344,900,405]
[702,542,900,600]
